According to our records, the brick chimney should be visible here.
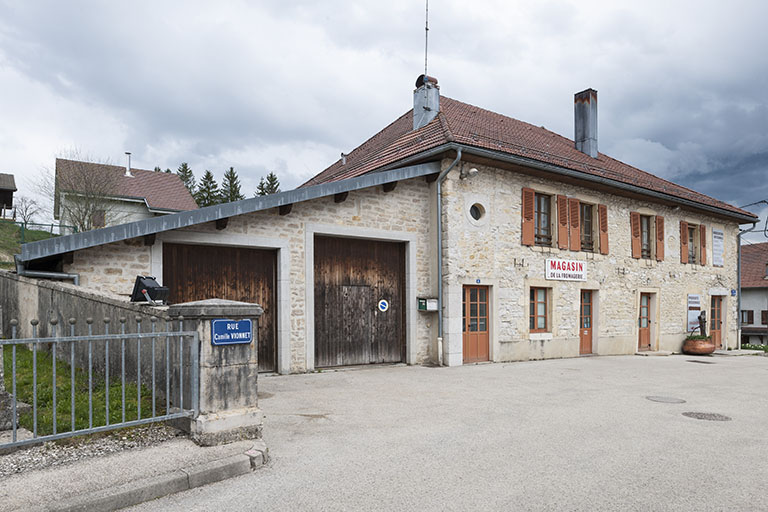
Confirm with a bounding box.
[413,75,440,130]
[574,89,598,158]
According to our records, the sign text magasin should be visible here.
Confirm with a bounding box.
[545,258,587,281]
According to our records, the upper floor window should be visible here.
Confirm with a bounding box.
[680,221,706,265]
[631,213,664,261]
[534,193,552,246]
[741,310,754,324]
[580,203,594,252]
[640,215,652,259]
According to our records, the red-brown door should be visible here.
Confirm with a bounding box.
[710,296,723,349]
[580,290,593,354]
[638,293,652,351]
[463,285,489,363]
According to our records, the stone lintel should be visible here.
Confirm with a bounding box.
[168,299,263,319]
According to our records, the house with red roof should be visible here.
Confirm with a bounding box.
[740,241,768,345]
[14,75,757,373]
[54,158,197,230]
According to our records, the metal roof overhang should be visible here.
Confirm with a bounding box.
[19,161,442,262]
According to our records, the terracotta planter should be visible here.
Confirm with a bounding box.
[682,337,715,355]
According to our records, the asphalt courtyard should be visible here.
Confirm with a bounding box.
[132,354,768,511]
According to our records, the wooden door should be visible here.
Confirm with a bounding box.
[710,296,723,349]
[314,236,405,367]
[579,290,593,354]
[638,293,652,351]
[162,243,277,372]
[463,285,490,363]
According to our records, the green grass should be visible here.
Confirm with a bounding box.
[0,221,54,256]
[3,345,163,436]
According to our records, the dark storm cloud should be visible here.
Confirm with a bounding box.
[0,0,767,219]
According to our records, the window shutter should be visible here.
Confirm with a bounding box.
[655,216,665,261]
[700,224,707,265]
[557,195,569,249]
[630,212,641,258]
[680,221,689,264]
[762,310,768,325]
[748,310,754,324]
[522,188,535,246]
[569,198,581,251]
[598,204,609,255]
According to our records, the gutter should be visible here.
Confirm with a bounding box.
[376,142,757,224]
[435,149,462,365]
[14,255,80,286]
[737,222,759,349]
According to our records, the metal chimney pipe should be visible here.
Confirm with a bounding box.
[574,89,598,158]
[124,152,133,177]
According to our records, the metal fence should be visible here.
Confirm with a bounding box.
[17,221,79,243]
[1,315,199,450]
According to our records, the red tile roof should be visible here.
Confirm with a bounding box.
[302,96,754,219]
[56,159,198,212]
[741,242,768,288]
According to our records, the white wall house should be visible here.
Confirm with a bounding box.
[740,242,768,345]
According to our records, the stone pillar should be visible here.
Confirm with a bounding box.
[168,299,264,446]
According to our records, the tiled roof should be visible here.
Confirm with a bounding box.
[0,173,16,191]
[741,242,768,288]
[302,96,754,219]
[56,159,198,212]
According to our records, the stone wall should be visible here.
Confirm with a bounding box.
[441,160,741,362]
[66,176,436,373]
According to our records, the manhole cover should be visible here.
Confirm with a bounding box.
[646,396,686,404]
[682,412,732,421]
[687,359,715,364]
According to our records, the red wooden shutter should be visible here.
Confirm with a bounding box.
[700,224,707,265]
[655,216,665,261]
[522,188,535,246]
[680,221,689,264]
[557,195,569,249]
[762,310,768,325]
[748,311,754,324]
[630,212,641,258]
[569,198,581,251]
[598,204,609,255]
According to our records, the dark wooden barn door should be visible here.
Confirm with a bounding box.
[314,236,405,367]
[162,243,277,372]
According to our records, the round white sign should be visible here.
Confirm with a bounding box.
[378,299,389,312]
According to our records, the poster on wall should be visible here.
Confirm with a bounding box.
[545,258,587,281]
[712,229,724,267]
[687,294,702,332]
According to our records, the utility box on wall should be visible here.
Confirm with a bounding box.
[418,297,438,312]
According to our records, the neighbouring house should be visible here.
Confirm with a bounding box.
[54,158,197,230]
[0,173,16,219]
[740,241,768,345]
[13,75,757,374]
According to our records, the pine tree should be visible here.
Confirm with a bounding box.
[219,167,245,203]
[195,170,220,207]
[164,168,172,173]
[154,166,162,172]
[256,172,281,196]
[177,162,196,195]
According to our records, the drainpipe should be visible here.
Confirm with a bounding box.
[436,148,462,365]
[737,222,759,350]
[14,255,80,286]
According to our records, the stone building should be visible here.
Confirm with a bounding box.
[740,241,768,345]
[15,76,757,373]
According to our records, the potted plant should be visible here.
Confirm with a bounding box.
[682,311,715,355]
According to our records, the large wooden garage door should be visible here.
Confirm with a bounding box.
[162,243,277,372]
[314,236,405,367]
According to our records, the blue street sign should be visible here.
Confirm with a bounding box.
[211,319,253,346]
[378,299,389,312]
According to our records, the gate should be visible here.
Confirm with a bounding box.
[1,316,199,450]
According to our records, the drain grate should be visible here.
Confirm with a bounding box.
[646,396,686,404]
[687,359,715,364]
[682,412,731,421]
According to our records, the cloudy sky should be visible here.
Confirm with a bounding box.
[1,1,767,240]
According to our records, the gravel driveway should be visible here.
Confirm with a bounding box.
[131,354,768,511]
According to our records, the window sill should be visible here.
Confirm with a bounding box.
[529,332,553,341]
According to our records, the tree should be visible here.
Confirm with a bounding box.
[256,172,281,196]
[177,162,196,195]
[195,170,220,207]
[154,166,162,172]
[164,168,172,174]
[219,167,245,203]
[15,196,42,224]
[36,149,126,232]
